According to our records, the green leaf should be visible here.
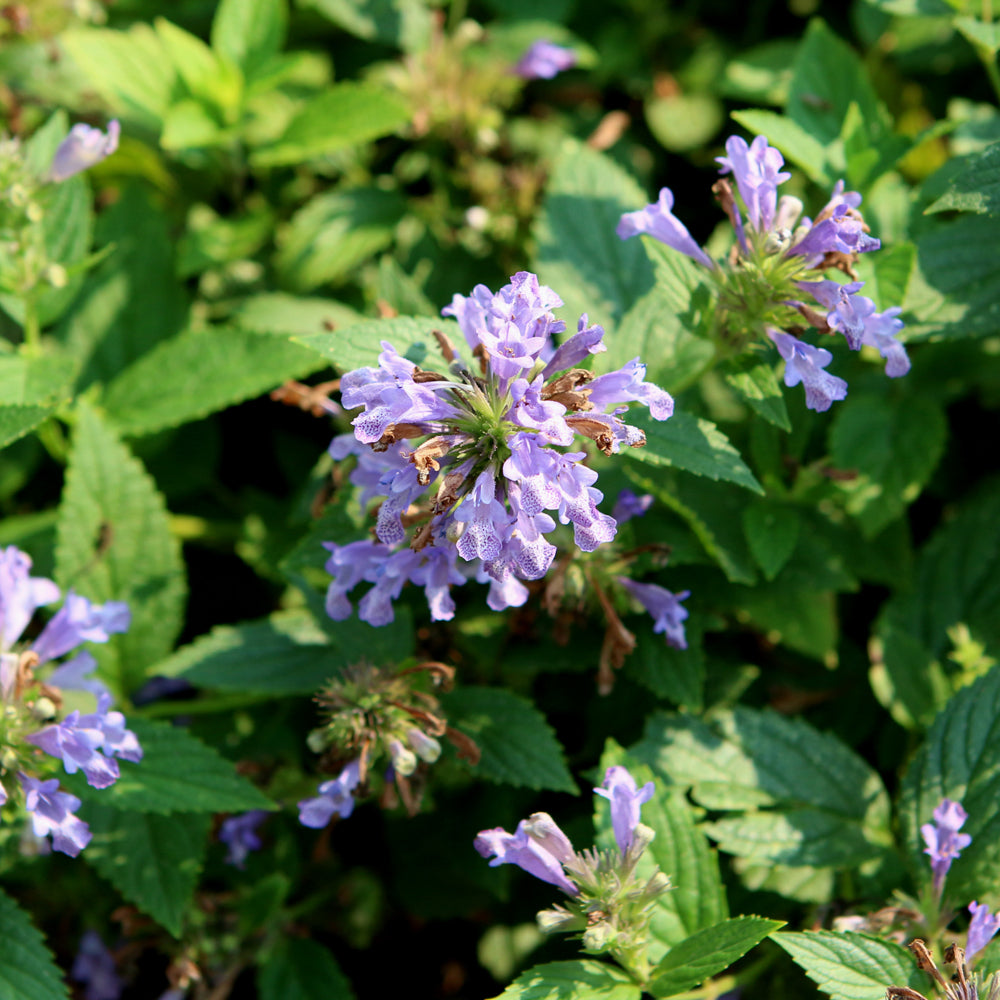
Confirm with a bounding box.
[898,665,1000,899]
[294,315,451,373]
[70,717,274,813]
[300,0,432,51]
[60,184,189,390]
[534,139,656,329]
[927,141,1000,217]
[645,93,724,154]
[101,326,324,437]
[631,708,892,868]
[487,961,641,1000]
[954,17,1000,56]
[772,931,926,1000]
[875,481,1000,729]
[742,502,800,581]
[723,356,790,431]
[730,110,832,186]
[251,83,409,167]
[55,402,187,696]
[61,25,179,131]
[234,293,362,336]
[275,187,406,290]
[154,609,413,694]
[648,917,784,998]
[211,0,288,77]
[627,617,705,711]
[82,802,210,937]
[0,889,70,1000]
[625,411,763,495]
[595,744,726,952]
[442,688,576,793]
[0,406,56,451]
[829,394,947,537]
[258,938,356,1000]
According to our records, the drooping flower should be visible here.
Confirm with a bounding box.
[324,272,673,626]
[968,902,1000,962]
[594,766,655,855]
[49,121,120,183]
[474,812,579,895]
[513,40,576,79]
[611,489,653,525]
[31,592,129,664]
[19,774,91,857]
[617,134,908,411]
[618,578,690,649]
[71,930,123,1000]
[298,759,362,828]
[921,798,972,894]
[218,810,268,869]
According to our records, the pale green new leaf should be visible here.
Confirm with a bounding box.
[625,411,763,495]
[55,402,187,696]
[0,406,56,451]
[648,917,785,998]
[258,938,356,1000]
[772,931,925,1000]
[0,890,69,1000]
[487,961,640,1000]
[534,139,655,329]
[82,803,211,938]
[211,0,289,76]
[70,718,273,814]
[251,83,409,167]
[101,326,325,437]
[730,110,832,186]
[443,688,576,793]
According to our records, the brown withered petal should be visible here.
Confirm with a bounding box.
[445,726,481,765]
[412,369,451,383]
[432,328,457,364]
[712,178,742,234]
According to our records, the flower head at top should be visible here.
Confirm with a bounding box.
[324,272,673,627]
[921,798,972,895]
[514,40,576,80]
[49,121,120,183]
[617,133,909,412]
[594,765,655,855]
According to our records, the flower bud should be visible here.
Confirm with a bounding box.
[389,738,417,777]
[406,727,441,763]
[629,822,655,856]
[306,729,328,754]
[582,921,617,952]
[0,747,18,770]
[536,907,582,934]
[30,697,57,722]
[43,264,67,289]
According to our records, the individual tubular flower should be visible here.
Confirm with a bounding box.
[617,134,909,412]
[611,489,653,525]
[474,812,580,895]
[594,766,655,855]
[968,903,1000,962]
[218,810,268,869]
[49,121,120,183]
[0,546,139,856]
[71,930,123,1000]
[298,759,362,828]
[618,578,690,650]
[325,272,673,626]
[921,798,972,896]
[513,40,576,80]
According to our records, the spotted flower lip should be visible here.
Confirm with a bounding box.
[324,272,674,626]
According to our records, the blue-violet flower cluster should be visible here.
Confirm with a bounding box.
[324,272,673,626]
[617,134,909,412]
[0,546,140,856]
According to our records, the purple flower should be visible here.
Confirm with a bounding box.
[616,188,715,270]
[0,546,60,651]
[767,328,848,412]
[716,134,791,235]
[218,810,268,868]
[618,578,689,649]
[298,759,362,828]
[71,930,123,1000]
[78,693,143,763]
[513,40,576,80]
[19,773,91,856]
[861,306,910,377]
[594,766,655,855]
[326,273,672,625]
[27,711,120,788]
[921,798,971,894]
[967,901,1000,961]
[32,592,130,664]
[611,489,653,525]
[47,651,112,701]
[474,812,579,895]
[50,120,120,182]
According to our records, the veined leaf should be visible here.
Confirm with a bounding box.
[0,890,69,1000]
[258,938,356,1000]
[487,961,640,1000]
